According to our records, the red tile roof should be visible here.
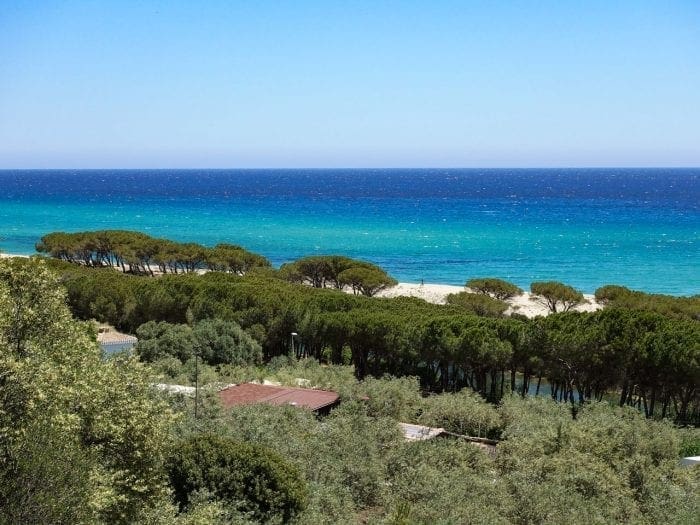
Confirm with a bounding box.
[218,383,339,411]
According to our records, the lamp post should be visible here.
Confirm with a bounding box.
[194,350,199,420]
[290,332,298,358]
[186,308,199,420]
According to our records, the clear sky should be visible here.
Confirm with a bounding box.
[1,1,699,168]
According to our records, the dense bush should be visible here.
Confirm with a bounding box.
[136,319,262,367]
[7,251,699,524]
[167,392,700,524]
[192,318,263,366]
[595,284,700,320]
[0,258,175,524]
[354,375,423,420]
[137,321,196,362]
[418,388,501,438]
[383,439,508,525]
[445,290,509,316]
[496,397,700,524]
[166,434,308,523]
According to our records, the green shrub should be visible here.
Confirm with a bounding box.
[418,388,502,438]
[192,318,263,366]
[679,428,700,457]
[594,284,631,304]
[355,375,422,420]
[166,434,308,523]
[446,291,508,317]
[136,319,262,367]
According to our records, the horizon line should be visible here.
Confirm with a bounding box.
[1,166,699,171]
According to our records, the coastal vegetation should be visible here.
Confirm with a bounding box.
[136,319,263,366]
[596,284,700,320]
[35,234,700,424]
[445,290,509,317]
[530,281,586,313]
[279,255,397,296]
[36,230,397,296]
[1,255,699,523]
[36,230,271,275]
[466,277,523,300]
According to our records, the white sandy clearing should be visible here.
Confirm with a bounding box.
[376,282,602,318]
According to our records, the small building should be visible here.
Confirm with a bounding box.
[97,326,138,356]
[399,422,447,441]
[681,456,700,467]
[154,384,197,396]
[218,382,340,415]
[398,422,499,455]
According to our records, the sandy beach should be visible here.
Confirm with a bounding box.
[377,282,602,318]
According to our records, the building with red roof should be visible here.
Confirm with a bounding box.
[218,382,340,414]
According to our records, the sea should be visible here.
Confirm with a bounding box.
[0,168,698,296]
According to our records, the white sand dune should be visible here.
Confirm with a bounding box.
[376,282,602,318]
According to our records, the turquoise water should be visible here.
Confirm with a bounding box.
[0,169,698,295]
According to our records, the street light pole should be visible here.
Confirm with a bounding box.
[194,352,199,420]
[291,332,298,358]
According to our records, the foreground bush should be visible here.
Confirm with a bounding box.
[0,258,176,524]
[166,434,308,523]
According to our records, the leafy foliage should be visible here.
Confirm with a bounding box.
[467,277,522,300]
[418,388,501,438]
[595,284,700,320]
[531,281,585,313]
[279,254,397,296]
[36,230,270,275]
[338,265,397,296]
[136,319,262,367]
[496,397,700,524]
[192,319,263,366]
[446,291,509,316]
[0,258,176,524]
[163,387,700,524]
[7,246,700,524]
[166,434,308,523]
[354,375,422,420]
[45,258,700,424]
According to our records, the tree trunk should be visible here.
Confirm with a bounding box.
[649,388,657,418]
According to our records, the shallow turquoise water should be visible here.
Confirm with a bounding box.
[0,169,697,295]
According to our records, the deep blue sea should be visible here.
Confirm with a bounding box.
[0,169,698,295]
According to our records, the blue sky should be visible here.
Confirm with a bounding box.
[1,1,698,168]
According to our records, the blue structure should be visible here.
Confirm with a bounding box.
[97,331,137,357]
